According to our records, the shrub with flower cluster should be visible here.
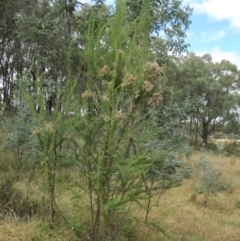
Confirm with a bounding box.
[14,1,186,239]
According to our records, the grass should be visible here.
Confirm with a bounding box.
[0,219,39,241]
[0,104,17,120]
[1,149,240,240]
[141,151,240,241]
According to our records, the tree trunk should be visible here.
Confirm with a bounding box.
[202,122,209,148]
[3,85,11,108]
[194,119,198,145]
[189,117,193,145]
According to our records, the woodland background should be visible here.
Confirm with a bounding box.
[1,0,240,240]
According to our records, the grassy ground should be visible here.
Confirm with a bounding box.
[141,151,240,241]
[1,150,240,240]
[0,104,17,120]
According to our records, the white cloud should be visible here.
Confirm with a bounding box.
[206,30,226,41]
[186,32,193,38]
[191,0,240,30]
[196,47,240,68]
[198,30,226,43]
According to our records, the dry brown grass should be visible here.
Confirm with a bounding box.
[133,151,240,241]
[0,105,17,121]
[0,218,77,241]
[0,219,39,241]
[1,151,240,240]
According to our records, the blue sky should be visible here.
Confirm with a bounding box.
[184,0,240,68]
[82,0,240,68]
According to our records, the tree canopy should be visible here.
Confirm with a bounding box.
[170,53,240,146]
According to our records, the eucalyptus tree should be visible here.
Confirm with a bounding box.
[177,53,240,147]
[126,0,192,57]
[13,0,91,115]
[0,0,30,107]
[1,0,192,111]
[89,0,192,60]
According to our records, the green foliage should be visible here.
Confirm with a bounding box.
[182,165,192,179]
[0,176,17,207]
[143,152,184,221]
[0,172,47,219]
[235,201,240,209]
[170,53,240,147]
[206,142,219,152]
[157,90,194,148]
[193,155,228,207]
[74,6,164,232]
[126,0,192,54]
[3,107,38,160]
[224,141,240,156]
[212,132,227,139]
